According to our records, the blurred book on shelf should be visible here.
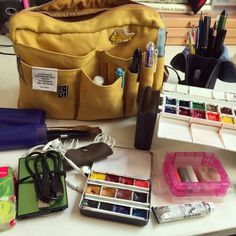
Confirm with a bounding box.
[212,6,236,15]
[134,0,212,14]
[211,0,236,6]
[211,0,236,15]
[137,2,211,14]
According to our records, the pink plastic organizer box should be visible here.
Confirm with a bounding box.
[163,152,231,197]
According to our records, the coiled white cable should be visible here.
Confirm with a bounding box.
[94,133,115,148]
[23,139,90,177]
[23,134,115,192]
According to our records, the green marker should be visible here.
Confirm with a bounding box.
[217,9,227,31]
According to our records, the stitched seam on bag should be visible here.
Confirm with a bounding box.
[15,24,160,36]
[15,43,97,59]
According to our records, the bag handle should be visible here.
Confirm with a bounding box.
[33,0,138,17]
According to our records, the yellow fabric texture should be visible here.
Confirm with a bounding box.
[9,0,165,120]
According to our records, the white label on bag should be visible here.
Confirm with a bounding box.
[32,67,58,92]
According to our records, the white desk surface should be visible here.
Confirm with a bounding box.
[1,35,236,236]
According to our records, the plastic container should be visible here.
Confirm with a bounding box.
[163,152,231,198]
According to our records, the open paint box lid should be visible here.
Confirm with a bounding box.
[91,146,152,180]
[79,146,152,226]
[158,83,236,152]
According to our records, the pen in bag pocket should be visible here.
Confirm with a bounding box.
[157,28,166,58]
[145,41,155,68]
[129,48,142,81]
[115,67,125,87]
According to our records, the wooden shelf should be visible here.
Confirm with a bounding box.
[162,13,236,28]
[162,13,236,45]
[167,37,236,45]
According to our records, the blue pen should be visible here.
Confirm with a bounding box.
[157,28,166,57]
[115,67,125,88]
[145,41,155,67]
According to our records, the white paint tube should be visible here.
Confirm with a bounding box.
[152,202,214,223]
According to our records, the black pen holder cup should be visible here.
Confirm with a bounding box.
[170,45,236,89]
[134,86,160,151]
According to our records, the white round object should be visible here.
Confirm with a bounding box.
[93,75,105,85]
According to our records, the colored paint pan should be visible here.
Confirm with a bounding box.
[132,208,147,219]
[179,107,191,116]
[179,100,190,108]
[165,106,176,114]
[119,177,134,185]
[85,185,101,195]
[192,102,205,111]
[191,110,206,119]
[105,174,119,182]
[90,172,106,181]
[222,116,234,124]
[101,187,116,197]
[133,192,147,203]
[166,97,176,105]
[207,112,220,122]
[220,107,232,115]
[116,189,132,200]
[81,199,99,208]
[134,179,149,188]
[114,205,130,215]
[206,104,218,112]
[99,203,115,211]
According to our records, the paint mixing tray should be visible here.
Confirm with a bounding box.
[163,152,231,198]
[158,83,236,152]
[79,146,152,226]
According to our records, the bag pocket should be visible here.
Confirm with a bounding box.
[138,64,155,101]
[98,51,141,118]
[15,44,99,78]
[77,71,124,120]
[77,51,132,120]
[18,60,80,119]
[124,71,139,117]
[99,51,132,85]
[153,56,165,90]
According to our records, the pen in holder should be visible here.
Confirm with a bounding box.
[134,86,160,150]
[170,45,236,89]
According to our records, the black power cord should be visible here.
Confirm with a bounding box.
[0,44,13,47]
[0,52,15,55]
[19,150,65,203]
[165,65,182,83]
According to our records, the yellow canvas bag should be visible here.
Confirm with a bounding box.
[9,0,165,120]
